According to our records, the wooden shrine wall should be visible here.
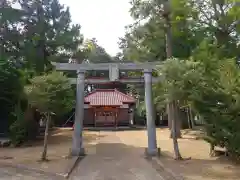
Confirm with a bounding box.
[83,107,130,127]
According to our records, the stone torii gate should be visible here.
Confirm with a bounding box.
[52,62,162,156]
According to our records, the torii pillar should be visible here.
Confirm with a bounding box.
[71,70,85,156]
[144,69,159,156]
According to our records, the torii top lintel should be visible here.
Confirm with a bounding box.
[51,62,162,71]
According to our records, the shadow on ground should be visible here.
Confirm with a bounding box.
[0,128,107,175]
[23,128,105,146]
[83,126,147,132]
[0,128,105,165]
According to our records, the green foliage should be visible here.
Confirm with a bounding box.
[25,71,74,160]
[136,101,146,116]
[25,71,74,116]
[9,104,27,146]
[0,0,85,74]
[9,119,27,146]
[0,0,118,140]
[0,57,24,135]
[154,48,240,159]
[191,59,240,159]
[122,0,240,128]
[83,38,113,63]
[0,2,25,60]
[120,0,201,62]
[122,0,239,63]
[0,58,23,106]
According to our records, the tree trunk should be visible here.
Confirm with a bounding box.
[165,6,181,138]
[186,107,192,129]
[189,106,195,129]
[41,112,50,161]
[209,143,215,157]
[167,104,171,129]
[169,104,182,138]
[171,101,183,160]
[164,0,182,159]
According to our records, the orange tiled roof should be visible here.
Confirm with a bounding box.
[84,89,135,106]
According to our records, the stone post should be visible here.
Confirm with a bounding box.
[144,69,159,156]
[71,70,85,156]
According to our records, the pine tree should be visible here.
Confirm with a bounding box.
[17,0,83,73]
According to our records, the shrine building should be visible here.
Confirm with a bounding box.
[83,89,135,127]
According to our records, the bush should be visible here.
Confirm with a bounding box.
[9,110,27,146]
[186,59,240,159]
[154,56,240,160]
[193,88,240,159]
[0,58,25,138]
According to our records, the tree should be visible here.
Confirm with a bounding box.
[193,0,240,58]
[0,1,25,61]
[83,38,113,63]
[0,57,24,136]
[188,41,240,159]
[154,58,200,159]
[120,0,200,62]
[192,60,240,159]
[162,0,183,160]
[154,38,240,160]
[11,0,84,74]
[121,0,186,159]
[25,71,74,161]
[120,0,201,131]
[119,0,240,161]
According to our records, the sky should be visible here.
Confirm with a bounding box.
[59,0,134,56]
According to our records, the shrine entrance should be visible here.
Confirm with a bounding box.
[95,107,117,127]
[52,62,162,157]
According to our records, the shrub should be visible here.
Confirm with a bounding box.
[9,108,27,146]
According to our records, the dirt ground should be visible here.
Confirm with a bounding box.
[116,128,240,180]
[0,128,100,175]
[0,127,239,180]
